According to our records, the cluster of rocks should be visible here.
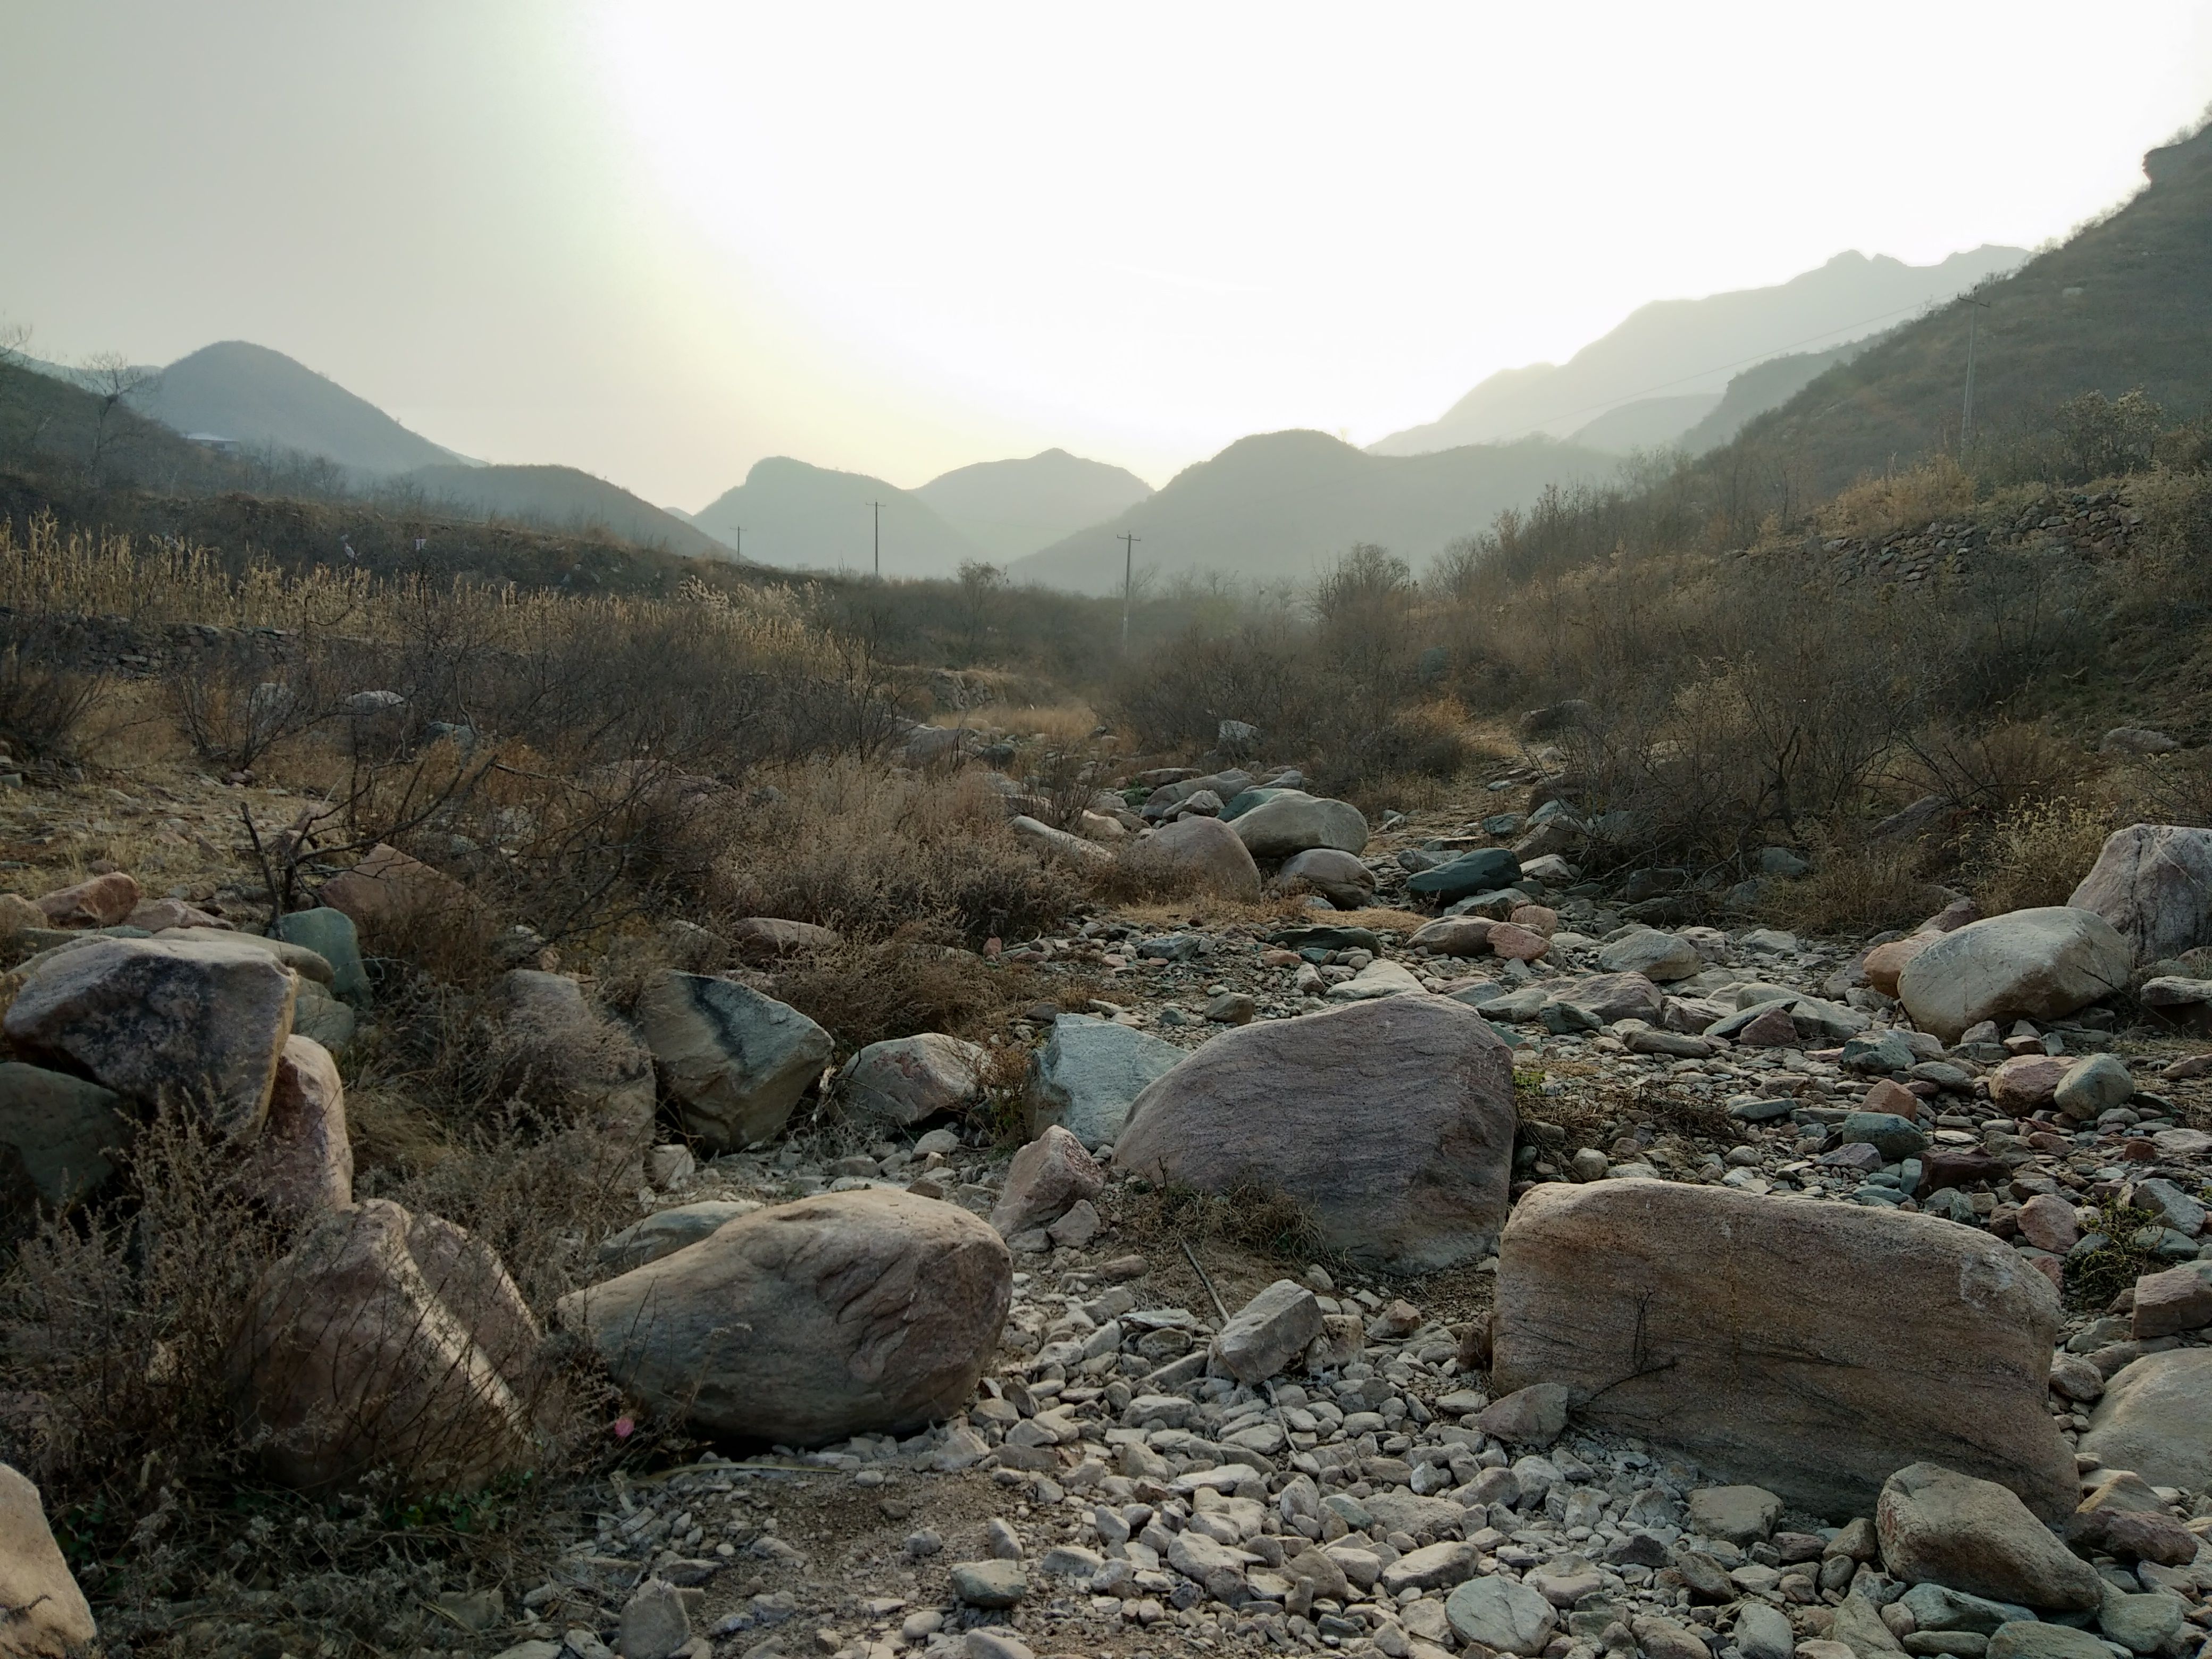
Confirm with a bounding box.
[1806,487,2144,591]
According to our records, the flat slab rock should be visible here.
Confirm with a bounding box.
[1490,1180,2079,1519]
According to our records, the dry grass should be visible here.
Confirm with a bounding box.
[1762,835,1952,937]
[767,937,1103,1052]
[706,761,1084,945]
[1967,797,2114,916]
[1816,455,1979,540]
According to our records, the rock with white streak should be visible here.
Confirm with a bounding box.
[635,970,832,1152]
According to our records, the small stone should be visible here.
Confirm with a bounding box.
[2053,1053,2132,1120]
[2014,1192,2081,1254]
[1474,1382,1567,1447]
[1444,1574,1557,1656]
[1686,1484,1782,1544]
[948,1559,1027,1608]
[616,1580,690,1659]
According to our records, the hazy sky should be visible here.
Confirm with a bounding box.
[5,2,2209,507]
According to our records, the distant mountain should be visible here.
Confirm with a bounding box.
[913,449,1154,562]
[1722,121,2212,495]
[130,341,470,475]
[397,464,734,560]
[692,457,987,579]
[1372,246,2026,457]
[1566,393,1722,454]
[1008,429,1620,596]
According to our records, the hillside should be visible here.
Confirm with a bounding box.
[131,340,468,475]
[397,463,735,560]
[1008,429,1620,594]
[0,357,234,491]
[1372,245,2024,457]
[1673,342,1864,455]
[913,448,1153,562]
[692,457,987,579]
[1729,122,2212,496]
[1566,392,1722,454]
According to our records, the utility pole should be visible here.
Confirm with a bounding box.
[730,525,742,560]
[869,501,881,579]
[1960,294,1991,451]
[1118,532,1140,654]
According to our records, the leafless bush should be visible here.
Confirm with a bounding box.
[706,761,1084,945]
[0,625,104,765]
[1966,798,2114,915]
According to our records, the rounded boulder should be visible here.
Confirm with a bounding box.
[1230,793,1370,860]
[558,1188,1012,1446]
[1896,907,2130,1043]
[1112,994,1516,1270]
[1122,815,1262,900]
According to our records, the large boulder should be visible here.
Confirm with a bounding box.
[2066,824,2212,966]
[2078,1349,2212,1492]
[1111,994,1517,1270]
[1490,1182,2078,1519]
[1895,908,2130,1042]
[636,971,832,1151]
[1874,1463,2103,1612]
[1271,848,1375,909]
[1010,815,1111,866]
[0,1061,130,1221]
[3,936,297,1138]
[230,1199,542,1493]
[241,1035,354,1220]
[728,917,842,963]
[839,1034,988,1128]
[1122,817,1263,901]
[0,1463,97,1657]
[558,1189,1011,1445]
[1028,1014,1184,1149]
[1230,794,1370,859]
[1549,972,1664,1024]
[493,970,657,1183]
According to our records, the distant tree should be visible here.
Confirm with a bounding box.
[2051,388,2164,483]
[78,350,162,483]
[0,321,28,370]
[956,559,1005,665]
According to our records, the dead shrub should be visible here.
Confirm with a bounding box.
[708,761,1084,945]
[0,627,106,767]
[1762,833,1950,936]
[1116,1179,1322,1267]
[768,937,1101,1052]
[1819,455,1978,539]
[1967,797,2114,915]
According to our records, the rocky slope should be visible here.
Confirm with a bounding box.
[3,741,2211,1659]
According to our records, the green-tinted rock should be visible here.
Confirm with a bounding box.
[277,908,370,1004]
[0,1061,131,1214]
[1408,849,1521,904]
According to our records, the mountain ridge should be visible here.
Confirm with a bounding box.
[1008,429,1621,595]
[1371,246,2026,457]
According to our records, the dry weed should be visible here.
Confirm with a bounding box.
[1968,797,2114,915]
